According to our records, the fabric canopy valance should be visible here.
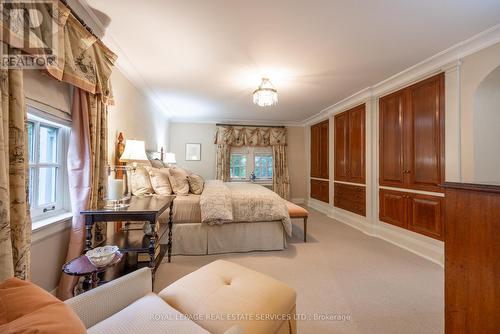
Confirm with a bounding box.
[213,125,287,146]
[0,0,117,104]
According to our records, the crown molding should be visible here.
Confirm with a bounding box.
[170,117,304,127]
[301,23,500,126]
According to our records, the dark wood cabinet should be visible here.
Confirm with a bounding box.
[379,91,406,188]
[334,183,366,216]
[379,189,407,228]
[379,189,444,240]
[379,73,444,192]
[408,193,444,240]
[444,183,500,334]
[334,112,349,181]
[310,119,329,179]
[334,104,365,184]
[311,179,329,203]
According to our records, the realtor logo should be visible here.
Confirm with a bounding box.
[1,0,58,68]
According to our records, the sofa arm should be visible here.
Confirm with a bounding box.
[65,267,152,329]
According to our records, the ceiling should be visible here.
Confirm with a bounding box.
[83,0,500,123]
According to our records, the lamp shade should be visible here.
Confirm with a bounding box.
[164,152,176,164]
[120,140,149,163]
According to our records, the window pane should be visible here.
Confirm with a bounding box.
[255,155,272,179]
[230,154,247,178]
[27,121,34,164]
[39,125,58,163]
[38,167,57,206]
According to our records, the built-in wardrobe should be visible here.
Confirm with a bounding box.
[310,119,329,203]
[333,104,366,216]
[378,73,445,240]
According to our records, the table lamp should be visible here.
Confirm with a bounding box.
[164,152,176,167]
[119,140,149,169]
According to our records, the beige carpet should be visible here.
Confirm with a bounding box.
[155,208,444,334]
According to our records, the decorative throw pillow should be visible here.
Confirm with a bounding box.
[149,168,173,195]
[150,158,165,169]
[131,166,154,195]
[168,168,190,195]
[188,174,205,195]
[0,278,86,333]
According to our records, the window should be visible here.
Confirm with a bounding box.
[254,154,273,180]
[28,110,70,221]
[230,153,247,179]
[230,147,273,181]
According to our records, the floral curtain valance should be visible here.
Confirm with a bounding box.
[214,126,287,146]
[0,0,117,104]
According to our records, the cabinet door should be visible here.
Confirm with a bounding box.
[311,179,329,203]
[348,104,366,184]
[408,193,444,240]
[407,73,444,192]
[319,120,329,179]
[334,112,349,181]
[379,91,406,187]
[379,189,408,228]
[310,124,321,177]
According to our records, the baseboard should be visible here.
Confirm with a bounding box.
[306,198,330,215]
[291,197,305,204]
[306,198,445,266]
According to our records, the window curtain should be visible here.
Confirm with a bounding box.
[57,87,108,300]
[216,144,231,182]
[272,145,290,199]
[0,44,32,282]
[214,125,290,198]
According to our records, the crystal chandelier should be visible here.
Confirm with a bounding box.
[253,78,278,107]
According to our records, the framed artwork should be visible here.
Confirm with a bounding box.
[185,143,201,161]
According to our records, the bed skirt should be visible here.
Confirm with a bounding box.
[158,221,287,255]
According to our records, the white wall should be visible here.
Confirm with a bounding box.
[108,69,170,160]
[473,66,500,184]
[169,123,217,179]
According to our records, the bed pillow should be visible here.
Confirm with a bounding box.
[131,166,154,195]
[168,168,190,195]
[188,174,205,195]
[149,168,173,195]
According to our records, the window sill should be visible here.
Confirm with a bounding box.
[32,211,73,244]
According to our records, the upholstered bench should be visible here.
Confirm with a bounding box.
[285,201,309,242]
[159,260,297,334]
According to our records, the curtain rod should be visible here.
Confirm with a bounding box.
[216,123,285,128]
[60,0,101,40]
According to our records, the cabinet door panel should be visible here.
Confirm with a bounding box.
[379,189,407,228]
[311,179,329,203]
[320,120,329,179]
[409,193,444,240]
[348,104,366,184]
[379,92,405,187]
[408,74,444,192]
[310,125,321,177]
[334,112,349,181]
[334,183,366,216]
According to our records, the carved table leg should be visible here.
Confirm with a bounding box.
[167,201,174,263]
[85,216,94,252]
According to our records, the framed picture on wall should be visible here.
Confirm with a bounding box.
[185,143,201,161]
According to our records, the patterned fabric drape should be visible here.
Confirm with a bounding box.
[0,43,32,281]
[272,145,290,199]
[215,144,231,182]
[57,88,108,300]
[0,0,116,103]
[214,126,286,146]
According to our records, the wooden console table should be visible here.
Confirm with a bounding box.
[81,195,175,281]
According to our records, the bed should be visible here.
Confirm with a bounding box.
[157,181,291,255]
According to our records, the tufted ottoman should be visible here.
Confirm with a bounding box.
[159,260,297,334]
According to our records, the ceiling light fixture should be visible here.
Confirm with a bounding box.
[253,78,278,107]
